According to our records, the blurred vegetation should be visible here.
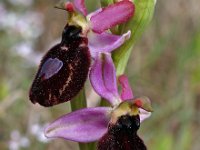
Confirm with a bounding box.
[0,0,200,150]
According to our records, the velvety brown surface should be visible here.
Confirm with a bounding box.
[29,25,91,107]
[98,115,146,150]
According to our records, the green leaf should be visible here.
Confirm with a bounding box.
[113,0,156,76]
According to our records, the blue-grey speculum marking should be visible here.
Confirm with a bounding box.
[39,58,63,80]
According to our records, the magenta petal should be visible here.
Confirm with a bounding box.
[90,1,135,33]
[74,0,87,16]
[45,107,111,142]
[139,108,151,122]
[90,53,120,106]
[88,31,131,57]
[118,75,134,101]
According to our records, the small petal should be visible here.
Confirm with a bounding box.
[74,0,87,16]
[88,31,131,57]
[118,75,134,100]
[90,53,120,106]
[139,108,151,122]
[90,1,135,33]
[45,107,111,142]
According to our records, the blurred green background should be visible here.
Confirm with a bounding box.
[0,0,200,150]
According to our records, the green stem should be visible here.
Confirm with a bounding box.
[71,88,87,110]
[113,0,155,75]
[79,143,89,150]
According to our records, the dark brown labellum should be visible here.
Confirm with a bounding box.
[29,25,90,107]
[98,115,147,150]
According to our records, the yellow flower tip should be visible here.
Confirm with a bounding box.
[111,101,139,124]
[68,13,89,34]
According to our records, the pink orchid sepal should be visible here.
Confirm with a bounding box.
[89,1,135,33]
[90,53,153,113]
[88,30,131,58]
[45,107,111,142]
[55,0,134,57]
[45,53,152,143]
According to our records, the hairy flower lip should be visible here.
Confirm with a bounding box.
[29,25,91,107]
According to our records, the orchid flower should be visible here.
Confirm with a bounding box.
[45,53,153,149]
[29,0,135,107]
[57,0,134,57]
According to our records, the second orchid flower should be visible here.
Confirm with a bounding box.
[45,53,153,149]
